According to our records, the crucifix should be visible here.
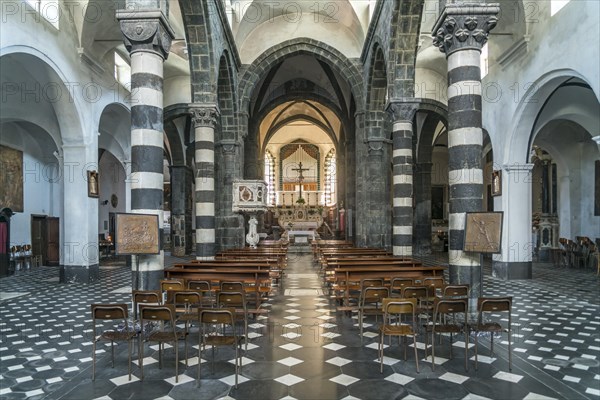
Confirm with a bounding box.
[292,162,309,201]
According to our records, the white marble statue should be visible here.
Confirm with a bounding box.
[246,216,260,248]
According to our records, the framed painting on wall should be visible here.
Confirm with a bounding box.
[0,145,24,212]
[87,171,99,198]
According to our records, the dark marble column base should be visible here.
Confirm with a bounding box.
[492,260,532,280]
[132,269,164,291]
[59,264,99,284]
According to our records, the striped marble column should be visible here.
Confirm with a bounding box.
[118,9,174,290]
[387,103,418,257]
[433,4,499,298]
[190,105,219,260]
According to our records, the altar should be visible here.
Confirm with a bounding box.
[272,205,325,232]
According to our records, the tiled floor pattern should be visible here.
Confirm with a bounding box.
[0,253,598,399]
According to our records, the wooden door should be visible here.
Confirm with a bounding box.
[31,215,45,264]
[46,217,59,266]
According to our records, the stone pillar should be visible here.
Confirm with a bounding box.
[414,162,433,255]
[216,140,245,250]
[169,165,192,257]
[190,105,219,260]
[349,111,363,243]
[493,164,534,279]
[387,103,418,257]
[433,4,499,298]
[364,137,391,249]
[117,9,174,290]
[60,145,99,283]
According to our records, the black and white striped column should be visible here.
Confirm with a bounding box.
[118,10,174,290]
[392,121,414,257]
[433,4,499,298]
[190,106,219,260]
[387,103,418,257]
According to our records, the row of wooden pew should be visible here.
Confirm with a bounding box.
[164,246,288,309]
[312,240,446,310]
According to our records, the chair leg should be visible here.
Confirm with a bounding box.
[464,328,469,371]
[92,341,96,380]
[128,339,132,381]
[474,331,479,370]
[413,334,419,373]
[490,332,494,356]
[449,333,453,359]
[508,330,512,371]
[379,333,384,373]
[140,337,145,381]
[175,340,179,383]
[431,332,435,371]
[111,341,115,368]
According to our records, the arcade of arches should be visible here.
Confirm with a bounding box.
[1,4,599,286]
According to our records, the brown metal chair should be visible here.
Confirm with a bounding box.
[91,304,135,381]
[217,291,248,350]
[359,286,389,341]
[379,297,419,373]
[442,284,470,298]
[138,304,186,382]
[390,277,414,296]
[199,308,244,387]
[188,280,214,307]
[170,290,203,367]
[470,297,513,371]
[426,297,469,371]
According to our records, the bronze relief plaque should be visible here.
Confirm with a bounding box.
[115,213,160,255]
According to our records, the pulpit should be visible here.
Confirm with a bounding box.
[232,180,268,248]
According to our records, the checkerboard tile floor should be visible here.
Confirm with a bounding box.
[1,253,598,399]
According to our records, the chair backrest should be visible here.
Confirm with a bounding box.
[91,303,130,333]
[132,290,162,320]
[434,297,468,316]
[442,284,470,298]
[477,297,512,325]
[140,304,176,324]
[382,297,417,316]
[423,277,444,288]
[360,286,389,306]
[200,308,235,325]
[390,277,414,290]
[160,279,184,292]
[92,303,129,320]
[172,291,202,306]
[220,281,244,292]
[401,286,428,299]
[360,278,384,289]
[217,291,246,309]
[188,280,211,291]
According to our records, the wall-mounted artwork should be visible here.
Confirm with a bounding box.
[87,171,99,198]
[464,211,503,254]
[115,213,160,255]
[0,145,24,212]
[491,170,502,196]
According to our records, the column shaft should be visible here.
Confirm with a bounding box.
[392,122,414,256]
[433,4,499,298]
[191,106,219,259]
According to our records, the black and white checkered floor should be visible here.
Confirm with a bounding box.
[1,253,599,399]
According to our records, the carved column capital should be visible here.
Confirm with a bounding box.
[386,101,420,122]
[189,104,220,128]
[432,4,500,56]
[217,140,240,155]
[116,10,175,59]
[365,138,392,156]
